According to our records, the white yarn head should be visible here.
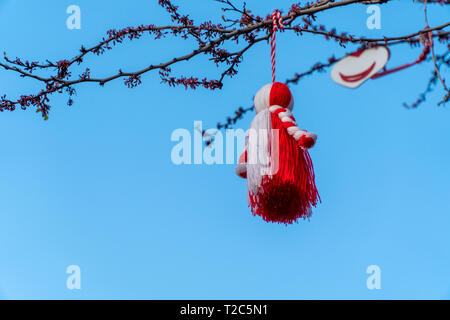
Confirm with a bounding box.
[254,83,294,114]
[254,83,272,114]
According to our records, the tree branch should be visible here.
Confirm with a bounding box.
[0,0,448,120]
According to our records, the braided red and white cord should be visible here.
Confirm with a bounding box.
[269,105,317,148]
[271,10,283,83]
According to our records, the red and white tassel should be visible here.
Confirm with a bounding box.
[236,82,320,224]
[235,10,319,224]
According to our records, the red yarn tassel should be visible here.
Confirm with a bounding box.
[249,113,320,224]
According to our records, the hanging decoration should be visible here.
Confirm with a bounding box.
[235,10,320,224]
[331,46,390,88]
[332,33,432,88]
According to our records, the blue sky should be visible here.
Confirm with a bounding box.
[0,0,449,299]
